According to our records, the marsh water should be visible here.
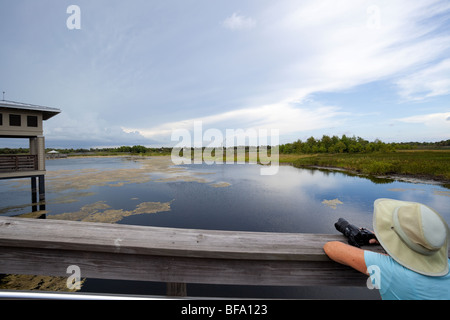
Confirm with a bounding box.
[1,156,449,299]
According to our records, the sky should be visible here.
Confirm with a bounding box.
[0,0,450,148]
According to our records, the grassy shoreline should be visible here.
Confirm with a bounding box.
[282,150,450,184]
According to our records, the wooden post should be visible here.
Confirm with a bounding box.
[36,136,45,171]
[31,176,37,212]
[166,283,187,297]
[38,175,45,211]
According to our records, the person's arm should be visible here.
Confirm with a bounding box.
[323,241,368,275]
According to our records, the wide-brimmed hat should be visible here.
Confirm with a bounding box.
[373,198,449,277]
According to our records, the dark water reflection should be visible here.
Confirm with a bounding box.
[1,157,449,299]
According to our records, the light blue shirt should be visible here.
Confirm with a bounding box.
[364,251,450,300]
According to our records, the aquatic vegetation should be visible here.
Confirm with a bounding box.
[322,198,344,209]
[49,200,173,224]
[0,274,85,292]
[46,156,229,193]
[46,167,151,191]
[209,181,232,188]
[433,190,450,197]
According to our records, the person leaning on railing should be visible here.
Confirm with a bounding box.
[323,198,450,300]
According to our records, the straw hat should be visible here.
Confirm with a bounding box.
[373,198,449,277]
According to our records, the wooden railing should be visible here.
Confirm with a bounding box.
[0,155,38,172]
[0,217,391,297]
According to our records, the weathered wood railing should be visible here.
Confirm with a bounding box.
[0,217,388,297]
[0,155,38,172]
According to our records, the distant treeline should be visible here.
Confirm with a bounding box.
[0,145,172,155]
[0,137,448,155]
[0,147,31,155]
[279,135,450,154]
[86,145,173,154]
[54,145,173,154]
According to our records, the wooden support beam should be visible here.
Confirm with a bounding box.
[38,175,45,211]
[31,176,37,212]
[166,283,187,297]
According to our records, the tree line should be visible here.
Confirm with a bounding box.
[0,145,172,155]
[0,137,448,156]
[278,135,450,154]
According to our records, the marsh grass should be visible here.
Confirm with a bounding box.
[288,151,450,182]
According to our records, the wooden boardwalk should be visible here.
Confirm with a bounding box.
[0,216,391,296]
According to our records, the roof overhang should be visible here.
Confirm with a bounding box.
[0,100,61,120]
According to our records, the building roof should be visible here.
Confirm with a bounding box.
[0,100,61,120]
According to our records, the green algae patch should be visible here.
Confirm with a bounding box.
[49,200,173,223]
[45,156,231,194]
[209,181,231,188]
[322,198,344,209]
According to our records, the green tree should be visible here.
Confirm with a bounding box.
[321,135,332,152]
[131,145,147,154]
[335,141,347,153]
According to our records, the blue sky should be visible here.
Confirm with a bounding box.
[1,0,449,148]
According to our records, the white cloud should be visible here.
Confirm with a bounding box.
[45,112,149,146]
[67,1,450,145]
[222,12,256,30]
[122,0,450,145]
[396,112,450,140]
[123,100,345,145]
[264,0,450,98]
[397,112,450,126]
[396,59,450,101]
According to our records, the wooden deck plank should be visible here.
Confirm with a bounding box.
[0,246,367,287]
[0,217,357,261]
